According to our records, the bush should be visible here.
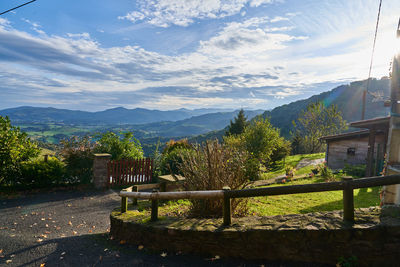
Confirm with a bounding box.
[343,164,366,178]
[180,140,250,217]
[0,116,40,186]
[318,163,336,182]
[60,136,95,184]
[285,165,295,178]
[19,158,66,188]
[160,139,193,175]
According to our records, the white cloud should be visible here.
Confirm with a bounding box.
[118,0,275,27]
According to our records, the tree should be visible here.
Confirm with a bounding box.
[292,102,347,153]
[242,117,283,164]
[226,109,248,136]
[95,131,143,160]
[0,116,40,185]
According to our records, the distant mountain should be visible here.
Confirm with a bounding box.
[130,110,263,138]
[0,106,234,124]
[262,77,391,138]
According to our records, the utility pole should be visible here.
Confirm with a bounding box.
[381,18,400,205]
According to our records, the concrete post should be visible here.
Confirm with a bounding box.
[93,153,112,189]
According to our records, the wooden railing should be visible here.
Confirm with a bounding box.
[108,158,153,186]
[119,175,400,225]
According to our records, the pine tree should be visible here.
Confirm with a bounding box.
[226,109,248,136]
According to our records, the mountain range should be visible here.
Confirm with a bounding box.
[0,106,236,124]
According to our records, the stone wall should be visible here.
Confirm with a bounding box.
[110,206,400,265]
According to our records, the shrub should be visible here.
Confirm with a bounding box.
[343,164,366,178]
[60,136,95,184]
[285,165,295,178]
[19,158,66,188]
[180,140,250,217]
[160,139,193,175]
[318,163,336,182]
[0,116,40,186]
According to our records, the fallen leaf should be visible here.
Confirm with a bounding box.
[68,221,72,226]
[40,234,47,238]
[88,230,92,233]
[138,245,144,250]
[40,263,45,267]
[10,254,15,258]
[92,225,96,229]
[72,231,78,235]
[0,249,3,253]
[119,240,126,245]
[10,234,15,237]
[67,204,72,207]
[115,254,120,258]
[45,224,49,228]
[37,238,43,243]
[160,252,167,257]
[59,257,64,260]
[56,227,61,230]
[44,231,51,234]
[61,252,66,256]
[41,218,45,221]
[60,234,66,237]
[6,259,12,264]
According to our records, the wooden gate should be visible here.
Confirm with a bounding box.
[107,158,153,186]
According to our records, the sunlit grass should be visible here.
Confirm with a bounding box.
[262,152,325,180]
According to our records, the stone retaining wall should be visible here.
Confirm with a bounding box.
[110,206,400,265]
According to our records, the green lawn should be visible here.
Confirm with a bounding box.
[262,152,325,179]
[248,177,380,216]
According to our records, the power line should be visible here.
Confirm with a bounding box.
[361,0,383,120]
[0,0,37,16]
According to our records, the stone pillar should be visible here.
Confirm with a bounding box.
[93,153,112,189]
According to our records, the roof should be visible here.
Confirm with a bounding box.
[320,130,370,142]
[350,116,390,129]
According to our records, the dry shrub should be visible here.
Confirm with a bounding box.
[180,140,250,217]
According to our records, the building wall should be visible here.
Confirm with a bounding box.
[326,134,385,170]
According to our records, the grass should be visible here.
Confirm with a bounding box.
[261,152,325,180]
[248,177,380,216]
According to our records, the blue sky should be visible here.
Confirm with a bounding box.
[0,0,399,111]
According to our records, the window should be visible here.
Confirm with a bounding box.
[347,147,356,156]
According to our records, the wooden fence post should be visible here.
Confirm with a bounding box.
[151,189,159,222]
[223,186,231,226]
[131,185,138,205]
[342,177,354,223]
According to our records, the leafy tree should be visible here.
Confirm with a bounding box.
[95,131,143,160]
[0,116,40,185]
[292,102,347,153]
[226,109,248,136]
[242,117,283,164]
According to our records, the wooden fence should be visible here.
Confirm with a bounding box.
[119,175,400,225]
[108,158,153,186]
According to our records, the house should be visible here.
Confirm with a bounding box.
[321,116,389,176]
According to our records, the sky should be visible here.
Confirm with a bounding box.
[0,0,399,111]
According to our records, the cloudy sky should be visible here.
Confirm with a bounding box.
[0,0,399,111]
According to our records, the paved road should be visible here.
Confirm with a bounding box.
[0,189,327,267]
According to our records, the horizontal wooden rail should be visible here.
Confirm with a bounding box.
[119,190,224,200]
[119,174,400,226]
